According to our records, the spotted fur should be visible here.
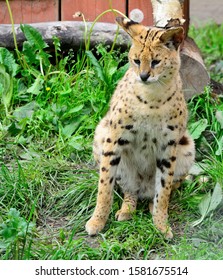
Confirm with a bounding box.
[85,17,195,239]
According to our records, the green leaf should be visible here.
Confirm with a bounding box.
[20,24,51,67]
[7,122,22,136]
[22,41,38,65]
[52,35,61,52]
[13,101,39,121]
[192,182,223,227]
[20,24,48,50]
[114,63,129,81]
[215,136,223,156]
[209,183,223,212]
[86,51,105,82]
[68,135,84,151]
[0,240,7,250]
[0,64,13,112]
[106,59,118,77]
[0,208,35,242]
[198,192,211,217]
[63,105,84,118]
[189,119,208,140]
[0,47,18,77]
[27,75,44,95]
[19,150,40,161]
[61,116,87,138]
[216,111,223,129]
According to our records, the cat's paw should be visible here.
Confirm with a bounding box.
[153,216,173,239]
[115,210,132,221]
[162,226,173,239]
[155,223,173,239]
[85,218,105,236]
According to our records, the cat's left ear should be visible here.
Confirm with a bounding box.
[159,27,184,50]
[116,17,143,38]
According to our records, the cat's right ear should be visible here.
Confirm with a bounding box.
[116,17,141,38]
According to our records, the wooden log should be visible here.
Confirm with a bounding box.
[0,21,129,50]
[151,0,210,99]
[180,37,210,100]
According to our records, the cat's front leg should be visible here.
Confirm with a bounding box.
[152,146,177,239]
[85,141,121,236]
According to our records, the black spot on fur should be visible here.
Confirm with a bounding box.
[179,135,189,145]
[125,124,133,130]
[167,125,175,131]
[118,138,130,145]
[167,95,172,102]
[101,167,107,172]
[157,159,171,172]
[170,156,176,162]
[110,157,121,166]
[157,159,164,173]
[161,178,165,188]
[136,95,143,103]
[162,159,171,169]
[168,140,176,146]
[103,151,115,157]
[106,138,112,143]
[152,138,157,144]
[109,177,114,184]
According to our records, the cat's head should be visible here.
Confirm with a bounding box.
[116,17,184,84]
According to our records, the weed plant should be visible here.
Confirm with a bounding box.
[0,19,223,259]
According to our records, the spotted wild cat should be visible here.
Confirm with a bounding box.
[85,17,195,239]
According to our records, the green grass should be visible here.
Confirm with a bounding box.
[189,22,223,83]
[0,22,223,260]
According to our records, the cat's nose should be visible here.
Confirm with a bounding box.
[140,72,150,82]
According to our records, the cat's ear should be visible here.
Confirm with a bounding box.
[116,17,143,38]
[159,27,184,50]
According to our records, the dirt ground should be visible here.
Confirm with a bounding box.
[190,0,223,25]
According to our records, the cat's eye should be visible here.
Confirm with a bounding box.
[134,59,141,66]
[151,59,161,68]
